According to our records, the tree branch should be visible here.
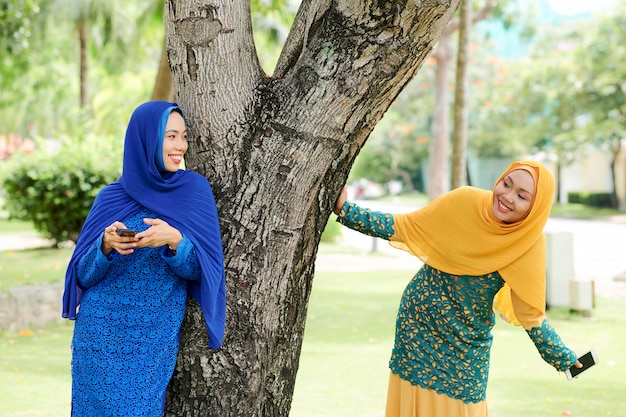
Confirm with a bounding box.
[273,0,332,78]
[473,0,494,25]
[441,0,493,38]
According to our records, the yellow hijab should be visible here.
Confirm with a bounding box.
[390,160,554,326]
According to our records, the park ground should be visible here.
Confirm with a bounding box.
[1,210,626,417]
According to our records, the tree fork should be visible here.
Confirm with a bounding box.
[165,1,461,415]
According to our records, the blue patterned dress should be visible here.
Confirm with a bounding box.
[71,208,201,416]
[337,202,576,404]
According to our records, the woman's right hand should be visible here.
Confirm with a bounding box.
[333,186,348,215]
[102,221,138,256]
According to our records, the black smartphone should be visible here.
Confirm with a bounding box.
[116,228,137,237]
[566,349,598,380]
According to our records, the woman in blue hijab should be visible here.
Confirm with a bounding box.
[62,101,225,416]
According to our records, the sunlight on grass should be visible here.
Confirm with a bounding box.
[0,322,74,416]
[0,218,37,235]
[550,203,625,220]
[488,300,624,417]
[0,248,72,292]
[0,251,624,416]
[291,271,626,417]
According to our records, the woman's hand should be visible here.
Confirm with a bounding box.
[333,186,348,215]
[102,221,139,256]
[135,218,183,251]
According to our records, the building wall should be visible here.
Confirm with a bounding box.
[469,147,626,208]
[559,149,614,203]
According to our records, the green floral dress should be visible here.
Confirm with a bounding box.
[337,202,577,404]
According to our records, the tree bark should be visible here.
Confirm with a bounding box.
[164,1,460,416]
[450,0,470,189]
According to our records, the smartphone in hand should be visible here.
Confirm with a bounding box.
[566,349,598,380]
[116,228,137,237]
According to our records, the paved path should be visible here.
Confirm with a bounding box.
[318,200,626,301]
[3,214,626,301]
[0,233,54,251]
[316,247,626,300]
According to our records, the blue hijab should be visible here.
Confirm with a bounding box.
[62,101,226,349]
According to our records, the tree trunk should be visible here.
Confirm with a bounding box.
[450,0,470,189]
[428,31,453,199]
[610,138,621,208]
[164,1,460,416]
[389,150,416,192]
[428,0,492,198]
[151,38,175,101]
[78,19,90,119]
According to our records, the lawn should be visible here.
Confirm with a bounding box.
[291,270,626,417]
[1,213,624,416]
[0,218,73,291]
[0,247,73,292]
[550,203,626,221]
[0,321,73,416]
[1,265,624,417]
[0,218,37,235]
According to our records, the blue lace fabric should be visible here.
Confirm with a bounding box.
[70,208,200,417]
[337,201,577,403]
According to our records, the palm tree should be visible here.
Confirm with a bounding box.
[49,0,154,120]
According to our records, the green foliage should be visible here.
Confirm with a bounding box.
[0,0,161,136]
[472,4,626,165]
[0,0,48,82]
[251,0,297,74]
[567,192,613,208]
[320,215,341,243]
[352,66,434,191]
[1,135,122,244]
[569,3,626,150]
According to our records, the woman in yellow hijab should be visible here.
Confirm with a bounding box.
[333,160,580,417]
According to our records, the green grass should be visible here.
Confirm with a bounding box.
[0,218,37,235]
[487,302,625,417]
[291,271,625,417]
[550,203,625,220]
[0,248,72,292]
[0,218,71,291]
[0,321,73,416]
[291,270,401,417]
[1,268,624,416]
[368,192,430,206]
[0,213,625,416]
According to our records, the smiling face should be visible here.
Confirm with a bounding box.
[492,169,535,223]
[162,111,188,172]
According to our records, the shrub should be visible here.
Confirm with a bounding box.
[567,191,614,208]
[1,135,122,245]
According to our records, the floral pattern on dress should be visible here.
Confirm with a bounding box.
[337,201,578,404]
[526,319,578,371]
[388,264,503,403]
[71,208,200,417]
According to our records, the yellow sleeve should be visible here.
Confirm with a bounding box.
[511,289,545,330]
